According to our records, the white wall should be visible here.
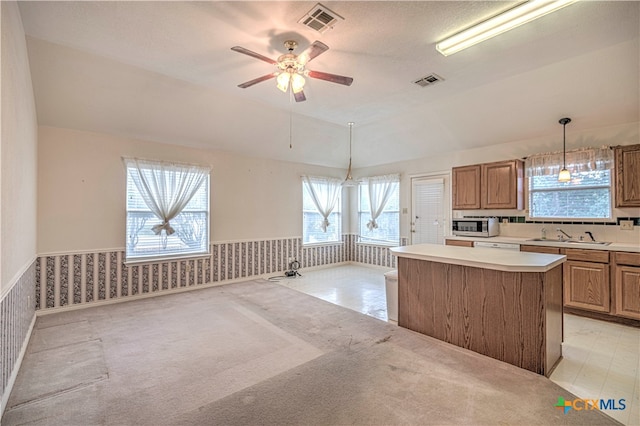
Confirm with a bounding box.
[37,126,348,254]
[353,121,640,242]
[37,120,640,254]
[1,1,38,296]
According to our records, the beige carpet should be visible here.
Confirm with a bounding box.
[2,279,620,425]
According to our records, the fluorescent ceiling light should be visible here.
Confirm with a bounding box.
[436,0,578,56]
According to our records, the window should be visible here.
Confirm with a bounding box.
[302,176,342,244]
[529,170,612,219]
[359,175,400,244]
[526,147,614,220]
[125,158,210,261]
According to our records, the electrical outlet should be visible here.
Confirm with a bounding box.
[620,220,634,230]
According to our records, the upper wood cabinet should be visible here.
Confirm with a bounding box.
[452,165,481,209]
[452,160,523,210]
[615,144,640,207]
[481,160,524,209]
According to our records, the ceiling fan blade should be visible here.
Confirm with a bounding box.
[297,41,329,64]
[231,46,277,65]
[307,70,354,86]
[237,72,278,89]
[293,90,306,102]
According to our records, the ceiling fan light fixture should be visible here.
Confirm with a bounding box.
[291,73,306,93]
[232,40,353,102]
[436,0,578,56]
[276,72,290,93]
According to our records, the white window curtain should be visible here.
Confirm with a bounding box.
[362,174,400,231]
[525,146,613,176]
[124,158,211,236]
[302,176,342,232]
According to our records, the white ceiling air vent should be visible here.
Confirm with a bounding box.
[414,74,444,88]
[298,3,344,34]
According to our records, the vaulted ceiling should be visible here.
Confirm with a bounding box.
[18,1,640,168]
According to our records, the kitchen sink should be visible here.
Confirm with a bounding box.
[526,238,611,245]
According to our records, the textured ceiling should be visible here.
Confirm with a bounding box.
[18,1,640,168]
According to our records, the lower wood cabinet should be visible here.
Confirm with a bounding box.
[444,239,474,247]
[520,245,560,255]
[521,245,640,324]
[563,248,610,313]
[613,252,640,320]
[563,260,610,313]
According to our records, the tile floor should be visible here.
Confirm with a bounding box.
[276,263,640,426]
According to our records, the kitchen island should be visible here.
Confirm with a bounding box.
[390,244,566,376]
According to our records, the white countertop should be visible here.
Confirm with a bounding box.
[390,243,565,273]
[445,235,640,253]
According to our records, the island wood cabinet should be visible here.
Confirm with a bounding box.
[615,144,640,207]
[452,160,523,210]
[613,252,640,320]
[395,253,563,376]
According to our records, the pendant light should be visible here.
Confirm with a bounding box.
[342,122,357,187]
[558,117,571,182]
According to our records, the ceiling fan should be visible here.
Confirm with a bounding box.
[231,40,353,102]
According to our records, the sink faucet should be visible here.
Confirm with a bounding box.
[585,231,596,242]
[556,228,572,240]
[541,227,547,239]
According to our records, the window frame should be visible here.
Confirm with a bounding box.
[527,170,613,222]
[302,177,343,246]
[125,161,211,264]
[357,178,400,246]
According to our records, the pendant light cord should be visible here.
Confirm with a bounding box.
[349,122,353,161]
[562,123,566,168]
[559,117,571,168]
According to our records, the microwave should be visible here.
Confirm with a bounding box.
[452,218,499,237]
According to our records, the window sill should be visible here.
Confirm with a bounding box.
[124,252,211,266]
[526,217,614,224]
[356,240,398,248]
[302,241,344,248]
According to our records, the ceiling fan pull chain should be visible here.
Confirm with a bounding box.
[289,90,293,149]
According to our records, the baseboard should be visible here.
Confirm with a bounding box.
[35,261,391,316]
[564,308,640,327]
[36,270,310,316]
[1,313,36,418]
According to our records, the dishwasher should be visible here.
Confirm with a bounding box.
[473,241,520,251]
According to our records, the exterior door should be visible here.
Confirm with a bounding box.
[411,174,450,244]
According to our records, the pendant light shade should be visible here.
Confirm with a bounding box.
[558,117,571,182]
[342,122,357,187]
[558,168,571,182]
